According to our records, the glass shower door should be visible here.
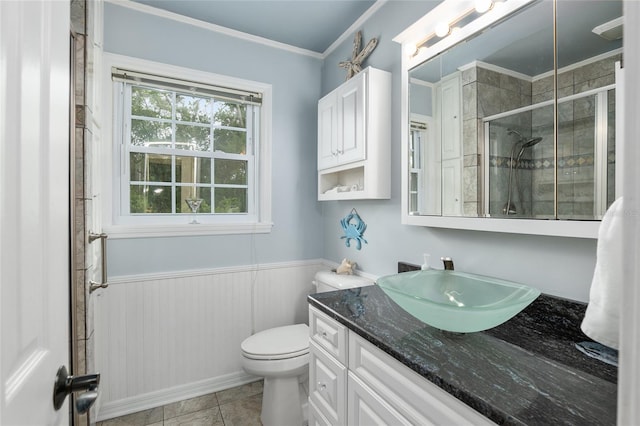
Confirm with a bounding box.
[485,87,614,220]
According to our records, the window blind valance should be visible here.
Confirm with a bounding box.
[111,67,263,105]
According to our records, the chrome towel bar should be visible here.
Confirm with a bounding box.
[88,232,108,293]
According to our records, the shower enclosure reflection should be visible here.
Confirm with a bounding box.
[407,0,621,221]
[501,129,542,216]
[485,84,617,219]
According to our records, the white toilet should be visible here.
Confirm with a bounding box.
[240,270,373,426]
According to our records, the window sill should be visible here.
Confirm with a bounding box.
[103,222,273,239]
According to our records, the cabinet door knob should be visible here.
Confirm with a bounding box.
[318,381,327,391]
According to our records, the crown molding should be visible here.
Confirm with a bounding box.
[533,47,623,81]
[322,0,388,58]
[106,0,389,60]
[458,60,534,82]
[106,0,324,59]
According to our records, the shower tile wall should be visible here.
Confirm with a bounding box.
[461,65,532,216]
[71,0,102,424]
[531,53,620,218]
[71,3,89,425]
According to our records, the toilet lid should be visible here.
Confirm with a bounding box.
[241,324,309,360]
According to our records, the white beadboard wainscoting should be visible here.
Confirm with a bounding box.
[94,259,327,421]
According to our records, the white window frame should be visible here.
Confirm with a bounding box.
[101,53,272,238]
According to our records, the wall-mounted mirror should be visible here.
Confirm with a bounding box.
[398,0,623,237]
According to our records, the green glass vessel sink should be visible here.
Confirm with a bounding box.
[376,270,540,333]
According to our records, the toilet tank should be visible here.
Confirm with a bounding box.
[313,270,374,293]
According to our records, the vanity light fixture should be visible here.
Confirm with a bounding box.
[435,22,451,38]
[406,42,424,57]
[410,0,500,57]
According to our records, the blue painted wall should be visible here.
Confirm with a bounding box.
[410,83,432,117]
[104,3,324,276]
[320,1,597,301]
[104,1,598,301]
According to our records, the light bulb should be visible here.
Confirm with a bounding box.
[475,0,493,13]
[406,43,420,56]
[492,0,505,11]
[435,22,450,38]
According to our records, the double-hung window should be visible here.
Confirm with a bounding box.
[105,58,272,236]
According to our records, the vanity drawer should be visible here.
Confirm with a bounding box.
[308,399,332,426]
[309,341,347,425]
[349,331,494,425]
[348,372,411,426]
[309,305,348,364]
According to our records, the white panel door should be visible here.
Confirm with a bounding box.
[318,94,338,170]
[438,74,462,215]
[440,75,461,160]
[0,1,71,424]
[442,158,462,216]
[337,74,366,165]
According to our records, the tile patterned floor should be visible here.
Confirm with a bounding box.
[97,381,263,426]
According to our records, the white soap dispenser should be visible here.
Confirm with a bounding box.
[421,253,431,270]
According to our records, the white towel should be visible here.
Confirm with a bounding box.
[581,197,624,350]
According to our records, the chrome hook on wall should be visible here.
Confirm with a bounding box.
[88,232,108,293]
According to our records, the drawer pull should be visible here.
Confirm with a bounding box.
[317,323,336,342]
[318,381,327,391]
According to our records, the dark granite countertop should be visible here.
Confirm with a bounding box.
[307,279,617,425]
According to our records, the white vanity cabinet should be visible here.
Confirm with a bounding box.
[309,306,348,424]
[317,67,391,201]
[347,373,409,425]
[309,306,495,426]
[349,332,494,426]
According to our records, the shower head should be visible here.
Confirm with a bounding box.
[522,137,542,148]
[515,136,543,165]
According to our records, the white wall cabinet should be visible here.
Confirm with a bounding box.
[309,306,495,426]
[318,75,365,170]
[317,67,391,200]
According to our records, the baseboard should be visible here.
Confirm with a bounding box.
[95,371,259,421]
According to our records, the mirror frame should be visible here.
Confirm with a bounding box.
[394,0,612,238]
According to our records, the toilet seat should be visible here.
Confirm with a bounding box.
[241,324,309,360]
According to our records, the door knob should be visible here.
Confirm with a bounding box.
[75,389,99,414]
[53,365,100,413]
